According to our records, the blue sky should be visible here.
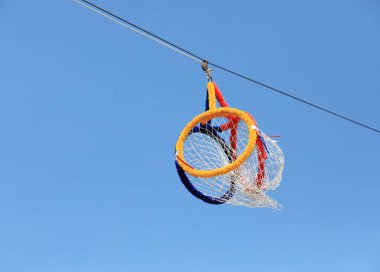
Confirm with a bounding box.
[1,1,380,271]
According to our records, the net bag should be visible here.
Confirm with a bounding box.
[175,82,284,209]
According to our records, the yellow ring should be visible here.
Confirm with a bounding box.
[176,107,257,178]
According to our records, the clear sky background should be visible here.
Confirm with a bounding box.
[1,1,380,271]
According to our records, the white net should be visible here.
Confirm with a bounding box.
[181,116,284,209]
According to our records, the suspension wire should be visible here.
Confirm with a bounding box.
[73,0,202,63]
[207,63,380,134]
[73,0,380,135]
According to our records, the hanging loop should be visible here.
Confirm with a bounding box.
[202,60,213,82]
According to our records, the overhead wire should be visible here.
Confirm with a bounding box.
[72,0,202,63]
[73,0,380,135]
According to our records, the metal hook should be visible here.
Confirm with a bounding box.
[202,60,213,82]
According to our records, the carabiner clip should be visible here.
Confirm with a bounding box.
[202,60,213,82]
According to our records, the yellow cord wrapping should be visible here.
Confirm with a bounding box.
[176,107,257,178]
[207,82,217,110]
[201,82,217,125]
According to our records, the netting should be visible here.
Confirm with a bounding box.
[177,112,284,209]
